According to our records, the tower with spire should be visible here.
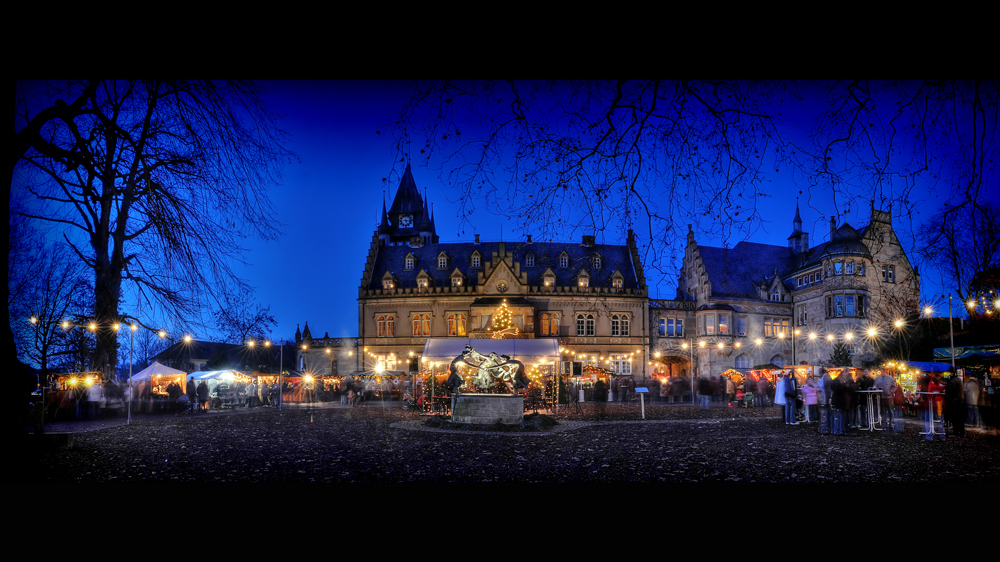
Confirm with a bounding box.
[379,163,438,247]
[787,199,809,254]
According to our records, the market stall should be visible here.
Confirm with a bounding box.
[189,369,253,409]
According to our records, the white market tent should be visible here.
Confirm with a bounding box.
[130,361,187,383]
[421,338,560,370]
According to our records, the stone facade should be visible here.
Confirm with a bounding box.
[350,164,650,378]
[651,203,920,376]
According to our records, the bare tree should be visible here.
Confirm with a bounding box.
[919,201,1000,304]
[10,242,90,373]
[213,287,277,344]
[392,80,998,296]
[12,80,293,380]
[393,80,796,286]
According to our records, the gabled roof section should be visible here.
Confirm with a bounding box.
[696,241,797,300]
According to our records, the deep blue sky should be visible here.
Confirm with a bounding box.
[223,80,984,342]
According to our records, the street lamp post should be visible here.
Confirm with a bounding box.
[128,323,136,424]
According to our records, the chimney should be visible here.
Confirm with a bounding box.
[526,234,532,244]
[582,235,595,247]
[829,217,837,240]
[474,234,480,245]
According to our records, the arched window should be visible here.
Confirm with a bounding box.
[576,313,595,336]
[611,314,630,337]
[770,354,785,367]
[540,313,559,336]
[377,315,395,337]
[735,354,752,369]
[448,313,467,337]
[412,314,431,337]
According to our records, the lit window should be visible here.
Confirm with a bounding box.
[579,276,589,288]
[377,315,395,337]
[705,314,715,335]
[417,277,428,289]
[412,314,431,337]
[612,277,623,291]
[382,279,394,290]
[451,276,462,287]
[610,354,631,375]
[718,313,729,335]
[540,313,559,336]
[448,313,467,337]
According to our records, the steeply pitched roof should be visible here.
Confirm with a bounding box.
[697,241,797,300]
[366,240,640,291]
[387,163,425,218]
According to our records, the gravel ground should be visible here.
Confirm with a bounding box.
[11,403,1000,483]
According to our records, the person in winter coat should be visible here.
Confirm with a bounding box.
[774,375,787,420]
[196,379,209,412]
[802,376,819,423]
[783,372,799,425]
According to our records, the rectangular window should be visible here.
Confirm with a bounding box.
[673,318,684,337]
[658,319,666,337]
[610,354,631,375]
[846,295,856,316]
[834,262,843,275]
[705,314,715,335]
[846,262,854,275]
[835,295,844,317]
[779,319,789,338]
[857,264,865,276]
[718,313,729,335]
[857,295,865,317]
[764,318,775,338]
[737,316,747,336]
[827,296,833,318]
[472,255,481,268]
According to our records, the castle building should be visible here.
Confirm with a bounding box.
[651,202,920,376]
[351,164,650,378]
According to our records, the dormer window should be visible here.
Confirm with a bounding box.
[417,278,428,289]
[543,267,556,288]
[594,256,602,270]
[381,271,396,291]
[611,270,624,292]
[405,253,415,270]
[525,253,535,268]
[559,252,569,268]
[471,252,481,268]
[579,277,589,288]
[437,252,448,270]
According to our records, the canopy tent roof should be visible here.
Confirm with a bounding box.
[346,370,409,379]
[421,338,560,365]
[903,361,954,373]
[130,361,186,383]
[934,344,1000,361]
[188,369,249,381]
